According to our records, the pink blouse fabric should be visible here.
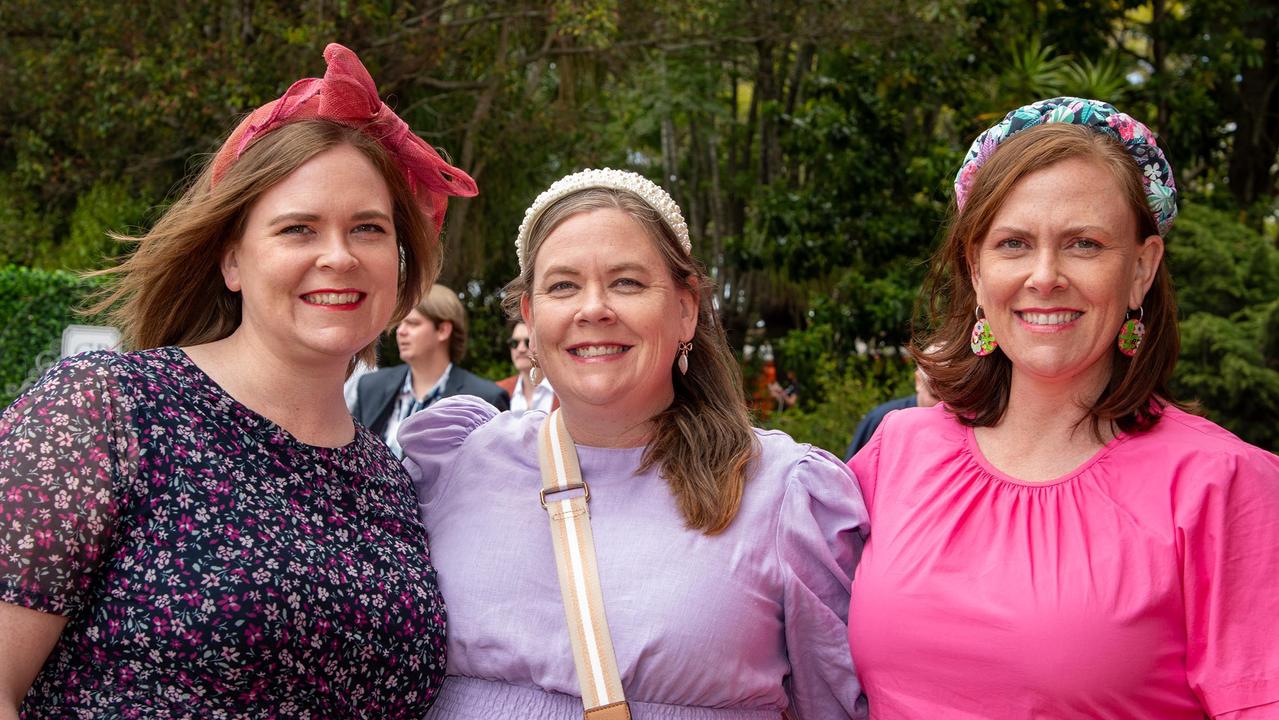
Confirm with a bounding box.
[847,404,1279,719]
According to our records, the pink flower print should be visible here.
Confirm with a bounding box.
[1108,115,1147,143]
[32,529,54,549]
[177,515,196,533]
[245,624,264,646]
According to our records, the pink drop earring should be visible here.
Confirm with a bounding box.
[676,340,693,375]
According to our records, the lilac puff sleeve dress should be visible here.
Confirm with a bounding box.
[848,404,1279,719]
[400,395,870,719]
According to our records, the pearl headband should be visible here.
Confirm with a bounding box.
[515,168,691,273]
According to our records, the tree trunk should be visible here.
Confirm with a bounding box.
[1228,4,1279,207]
[441,15,513,284]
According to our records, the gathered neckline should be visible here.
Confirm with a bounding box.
[962,422,1132,488]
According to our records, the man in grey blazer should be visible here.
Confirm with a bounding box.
[351,284,509,456]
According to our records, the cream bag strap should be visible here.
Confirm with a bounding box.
[538,409,632,720]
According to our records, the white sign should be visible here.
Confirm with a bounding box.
[61,324,121,358]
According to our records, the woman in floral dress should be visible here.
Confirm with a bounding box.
[0,44,476,719]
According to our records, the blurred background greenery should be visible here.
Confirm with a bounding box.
[1,0,1275,451]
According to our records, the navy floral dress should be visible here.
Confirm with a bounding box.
[0,347,446,719]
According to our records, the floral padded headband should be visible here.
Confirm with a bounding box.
[515,168,691,273]
[955,97,1178,236]
[209,43,478,231]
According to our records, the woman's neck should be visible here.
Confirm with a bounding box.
[182,330,354,447]
[974,365,1117,482]
[559,407,655,449]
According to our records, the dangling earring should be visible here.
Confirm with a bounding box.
[528,351,541,384]
[1117,307,1145,357]
[676,340,694,375]
[969,307,997,356]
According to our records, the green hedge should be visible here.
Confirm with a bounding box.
[0,265,102,407]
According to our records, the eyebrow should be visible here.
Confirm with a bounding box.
[541,262,652,277]
[988,224,1111,238]
[266,209,392,225]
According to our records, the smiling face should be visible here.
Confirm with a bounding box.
[522,207,697,427]
[972,156,1163,392]
[221,143,399,365]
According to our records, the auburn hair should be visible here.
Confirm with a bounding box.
[88,120,439,370]
[503,188,757,535]
[917,123,1180,436]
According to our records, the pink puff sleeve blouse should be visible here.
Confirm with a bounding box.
[847,404,1279,719]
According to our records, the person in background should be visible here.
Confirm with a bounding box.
[768,369,800,413]
[400,168,868,718]
[351,284,508,457]
[848,97,1279,718]
[497,320,557,413]
[842,358,939,461]
[0,44,477,718]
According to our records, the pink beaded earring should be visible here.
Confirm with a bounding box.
[1117,307,1145,357]
[970,307,998,356]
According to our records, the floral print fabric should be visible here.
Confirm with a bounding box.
[0,347,445,719]
[954,96,1178,236]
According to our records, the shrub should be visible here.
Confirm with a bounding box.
[0,265,101,407]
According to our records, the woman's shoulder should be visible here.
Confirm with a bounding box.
[749,427,863,502]
[751,426,842,473]
[6,349,163,418]
[399,394,534,457]
[1134,405,1279,476]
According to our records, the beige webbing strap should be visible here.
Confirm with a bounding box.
[537,409,630,719]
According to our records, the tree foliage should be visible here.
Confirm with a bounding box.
[2,0,1276,451]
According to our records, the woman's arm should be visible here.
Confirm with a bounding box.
[0,602,66,719]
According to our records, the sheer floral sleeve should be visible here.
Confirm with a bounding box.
[0,353,138,615]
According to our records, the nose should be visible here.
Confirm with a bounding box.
[317,231,359,273]
[575,284,615,324]
[1025,246,1067,294]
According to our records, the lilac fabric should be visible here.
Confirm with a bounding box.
[400,396,870,719]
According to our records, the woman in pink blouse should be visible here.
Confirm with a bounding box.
[848,97,1279,718]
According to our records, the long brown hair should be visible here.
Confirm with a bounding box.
[88,120,439,369]
[504,188,756,535]
[918,123,1180,436]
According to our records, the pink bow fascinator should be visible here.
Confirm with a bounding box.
[210,43,478,231]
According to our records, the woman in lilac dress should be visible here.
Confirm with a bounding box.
[0,45,476,718]
[400,169,869,719]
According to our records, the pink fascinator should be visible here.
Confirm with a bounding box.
[209,43,478,231]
